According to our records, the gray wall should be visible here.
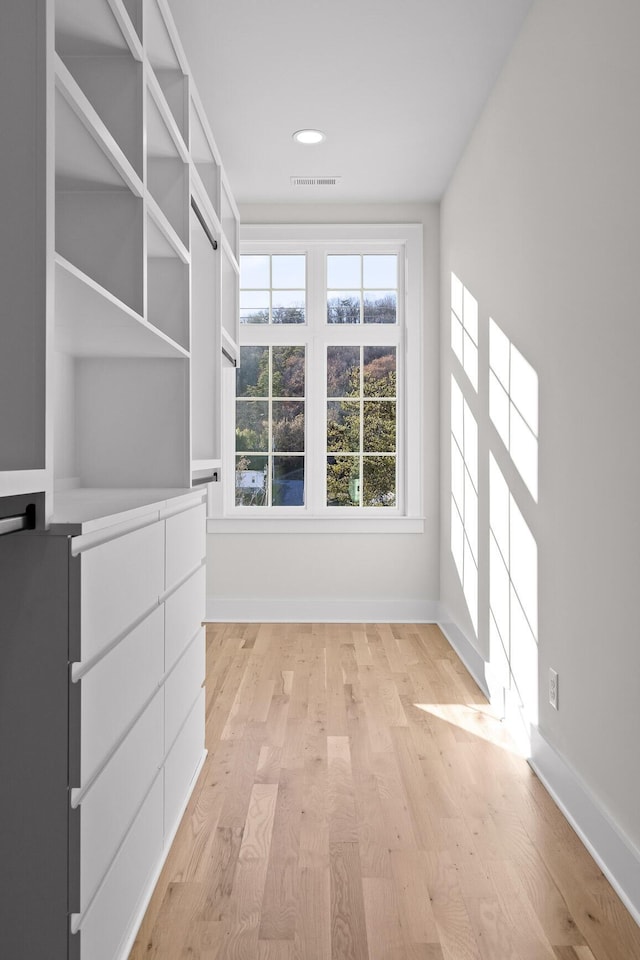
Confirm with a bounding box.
[440,0,640,851]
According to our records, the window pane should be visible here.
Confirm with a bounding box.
[273,456,305,506]
[363,456,396,507]
[327,401,360,453]
[327,255,360,287]
[363,400,395,452]
[272,255,305,288]
[240,255,269,289]
[327,455,359,506]
[272,290,305,324]
[327,292,361,324]
[272,345,305,397]
[237,346,269,397]
[363,347,396,397]
[236,400,268,452]
[327,346,360,397]
[272,401,305,452]
[363,255,397,288]
[240,291,269,325]
[363,291,396,324]
[235,455,268,506]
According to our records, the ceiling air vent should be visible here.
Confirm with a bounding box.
[290,176,342,187]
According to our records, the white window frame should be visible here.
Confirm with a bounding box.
[209,223,424,533]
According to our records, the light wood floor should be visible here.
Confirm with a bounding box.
[129,623,640,960]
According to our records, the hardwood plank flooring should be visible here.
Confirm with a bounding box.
[129,624,640,960]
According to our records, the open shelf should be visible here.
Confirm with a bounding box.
[56,0,133,57]
[55,70,144,318]
[143,0,189,145]
[220,245,240,361]
[190,202,220,464]
[55,75,141,192]
[146,86,189,246]
[121,0,143,44]
[55,256,188,359]
[56,49,143,179]
[56,185,144,316]
[221,175,240,259]
[53,356,191,491]
[146,258,189,351]
[190,94,221,218]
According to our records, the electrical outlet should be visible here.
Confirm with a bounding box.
[549,668,559,710]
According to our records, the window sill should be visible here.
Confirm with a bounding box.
[207,515,425,534]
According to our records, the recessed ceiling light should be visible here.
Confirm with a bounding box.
[293,129,325,145]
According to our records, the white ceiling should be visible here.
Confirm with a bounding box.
[169,0,534,207]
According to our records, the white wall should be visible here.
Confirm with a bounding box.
[440,0,640,866]
[207,203,440,620]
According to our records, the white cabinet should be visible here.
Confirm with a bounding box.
[68,493,207,959]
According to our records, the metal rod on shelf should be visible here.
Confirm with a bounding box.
[0,514,29,536]
[222,346,237,367]
[192,472,218,485]
[190,196,218,250]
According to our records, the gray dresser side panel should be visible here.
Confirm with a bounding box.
[0,532,70,959]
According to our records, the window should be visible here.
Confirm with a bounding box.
[218,224,423,531]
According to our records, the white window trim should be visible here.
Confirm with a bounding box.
[208,223,424,534]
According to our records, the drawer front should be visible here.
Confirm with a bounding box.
[80,520,165,663]
[79,775,163,960]
[164,564,206,670]
[165,502,206,589]
[165,627,205,752]
[80,605,164,781]
[164,688,205,840]
[80,693,164,911]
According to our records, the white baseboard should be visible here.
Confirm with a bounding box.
[205,596,441,624]
[529,728,640,927]
[437,617,490,699]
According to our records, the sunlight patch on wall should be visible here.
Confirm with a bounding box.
[451,375,478,637]
[489,453,538,726]
[489,318,538,500]
[451,272,478,391]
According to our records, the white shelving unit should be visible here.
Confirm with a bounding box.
[0,1,240,958]
[0,0,240,511]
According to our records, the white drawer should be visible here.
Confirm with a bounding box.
[165,502,206,589]
[79,775,163,960]
[165,627,205,751]
[80,520,165,662]
[164,564,206,670]
[164,688,205,840]
[80,693,164,911]
[80,606,164,780]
